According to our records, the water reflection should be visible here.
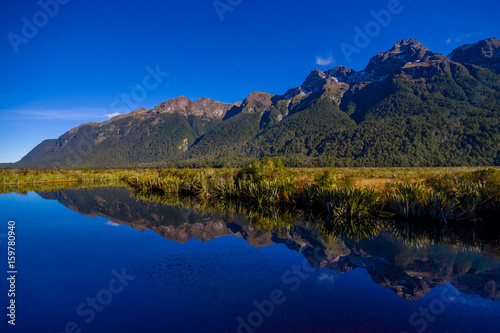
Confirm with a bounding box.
[37,186,500,302]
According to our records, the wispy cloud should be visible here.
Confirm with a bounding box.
[105,112,121,119]
[316,56,335,66]
[446,32,484,44]
[0,107,113,121]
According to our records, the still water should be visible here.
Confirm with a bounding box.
[1,187,499,333]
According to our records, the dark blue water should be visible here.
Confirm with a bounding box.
[1,189,499,333]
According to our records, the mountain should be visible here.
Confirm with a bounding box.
[14,37,500,168]
[449,37,500,74]
[17,97,234,168]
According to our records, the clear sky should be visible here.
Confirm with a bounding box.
[1,0,499,163]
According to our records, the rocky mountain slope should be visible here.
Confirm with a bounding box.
[15,37,500,168]
[450,37,500,74]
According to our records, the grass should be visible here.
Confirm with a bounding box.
[0,181,125,195]
[0,168,128,185]
[1,162,499,228]
[317,187,380,222]
[382,182,458,223]
[3,162,496,248]
[121,161,500,227]
[131,184,499,250]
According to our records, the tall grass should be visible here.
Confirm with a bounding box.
[383,183,458,223]
[0,168,143,185]
[318,187,379,222]
[123,162,500,228]
[123,159,302,206]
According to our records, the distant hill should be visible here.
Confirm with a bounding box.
[15,37,500,168]
[0,163,15,168]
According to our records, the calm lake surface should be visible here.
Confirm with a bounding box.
[1,187,500,333]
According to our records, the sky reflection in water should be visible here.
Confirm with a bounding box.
[0,187,499,333]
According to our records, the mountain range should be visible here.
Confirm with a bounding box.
[10,37,500,168]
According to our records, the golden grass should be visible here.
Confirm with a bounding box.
[290,167,500,183]
[1,165,499,195]
[354,178,393,190]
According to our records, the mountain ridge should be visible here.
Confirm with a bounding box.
[12,37,500,168]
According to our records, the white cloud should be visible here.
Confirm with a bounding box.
[316,56,335,66]
[0,107,115,121]
[105,112,121,119]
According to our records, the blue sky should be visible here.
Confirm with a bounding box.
[0,0,499,163]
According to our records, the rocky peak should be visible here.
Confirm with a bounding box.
[154,96,192,113]
[194,97,213,105]
[191,97,234,118]
[364,38,434,77]
[301,69,329,93]
[449,37,500,73]
[283,68,345,99]
[126,107,150,118]
[325,65,357,81]
[240,91,275,113]
[152,96,233,119]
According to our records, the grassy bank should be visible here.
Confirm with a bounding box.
[0,181,127,195]
[1,162,499,246]
[0,168,141,185]
[1,162,499,225]
[130,182,500,250]
[123,159,500,225]
[2,165,495,186]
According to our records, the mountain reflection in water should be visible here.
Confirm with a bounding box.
[37,186,500,302]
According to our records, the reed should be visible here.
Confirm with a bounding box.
[122,163,500,227]
[318,187,380,222]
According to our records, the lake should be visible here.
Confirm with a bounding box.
[1,186,499,333]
